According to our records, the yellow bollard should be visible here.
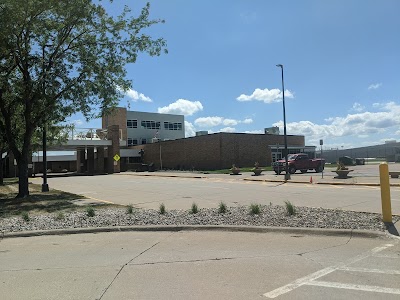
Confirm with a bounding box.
[379,163,392,223]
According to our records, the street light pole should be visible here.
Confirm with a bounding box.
[276,64,290,180]
[41,124,49,192]
[41,45,49,192]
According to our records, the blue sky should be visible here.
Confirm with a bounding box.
[70,0,400,150]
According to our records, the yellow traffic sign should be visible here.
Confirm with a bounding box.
[113,154,120,162]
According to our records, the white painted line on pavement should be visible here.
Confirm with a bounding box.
[337,266,400,275]
[263,243,394,298]
[307,281,400,295]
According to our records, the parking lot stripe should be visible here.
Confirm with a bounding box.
[263,243,394,298]
[307,281,400,295]
[337,266,400,275]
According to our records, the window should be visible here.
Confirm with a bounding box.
[127,120,137,128]
[141,120,160,129]
[164,122,183,130]
[141,139,147,144]
[127,138,138,146]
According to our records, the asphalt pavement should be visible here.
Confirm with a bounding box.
[31,166,400,214]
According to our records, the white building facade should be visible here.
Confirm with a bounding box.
[102,108,185,147]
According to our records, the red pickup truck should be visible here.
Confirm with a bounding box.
[272,153,325,175]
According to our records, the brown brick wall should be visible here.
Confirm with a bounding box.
[132,133,305,171]
[102,107,127,140]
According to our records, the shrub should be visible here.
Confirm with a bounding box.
[285,201,296,216]
[21,211,30,222]
[218,202,227,214]
[86,206,95,217]
[126,204,134,214]
[159,203,166,215]
[249,204,261,215]
[190,202,199,214]
[55,212,65,220]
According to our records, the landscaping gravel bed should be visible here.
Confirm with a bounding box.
[1,205,397,233]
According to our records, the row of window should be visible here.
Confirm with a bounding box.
[164,122,182,131]
[127,119,183,131]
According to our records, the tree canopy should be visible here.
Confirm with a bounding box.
[0,0,167,197]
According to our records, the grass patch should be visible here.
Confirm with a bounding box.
[159,203,166,215]
[284,201,296,216]
[86,206,95,217]
[218,202,227,214]
[190,202,199,214]
[249,204,261,215]
[126,204,134,214]
[0,181,117,218]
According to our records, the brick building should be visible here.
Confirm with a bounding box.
[132,132,310,171]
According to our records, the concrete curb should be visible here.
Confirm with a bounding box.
[243,178,400,187]
[117,173,207,179]
[1,225,398,240]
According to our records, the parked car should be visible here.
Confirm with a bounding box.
[272,153,325,175]
[355,158,366,165]
[338,156,356,166]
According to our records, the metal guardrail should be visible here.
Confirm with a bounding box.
[65,128,123,141]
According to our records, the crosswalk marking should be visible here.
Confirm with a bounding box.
[307,281,400,295]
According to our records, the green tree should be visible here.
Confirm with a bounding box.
[0,0,167,197]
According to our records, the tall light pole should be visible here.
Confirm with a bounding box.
[41,45,49,192]
[276,64,290,180]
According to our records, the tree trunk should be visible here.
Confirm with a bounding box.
[16,154,29,198]
[0,156,3,186]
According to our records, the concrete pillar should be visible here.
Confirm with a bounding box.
[76,148,86,173]
[87,147,95,175]
[107,125,120,174]
[96,147,105,174]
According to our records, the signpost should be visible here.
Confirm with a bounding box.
[320,139,324,179]
[113,154,120,166]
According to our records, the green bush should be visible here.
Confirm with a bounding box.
[218,202,227,214]
[249,204,261,215]
[126,204,134,214]
[159,203,166,215]
[190,202,199,214]
[285,201,296,216]
[55,212,65,220]
[86,206,95,217]
[21,211,30,222]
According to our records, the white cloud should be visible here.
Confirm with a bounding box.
[184,121,196,137]
[351,102,365,112]
[117,86,153,102]
[158,99,203,116]
[219,127,236,133]
[72,119,83,126]
[272,101,400,145]
[242,118,253,124]
[244,129,263,134]
[195,116,254,128]
[237,88,294,103]
[368,83,382,90]
[223,119,238,126]
[195,116,224,128]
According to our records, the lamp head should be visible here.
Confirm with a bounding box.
[276,64,283,68]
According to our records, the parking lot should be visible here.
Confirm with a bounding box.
[30,165,400,215]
